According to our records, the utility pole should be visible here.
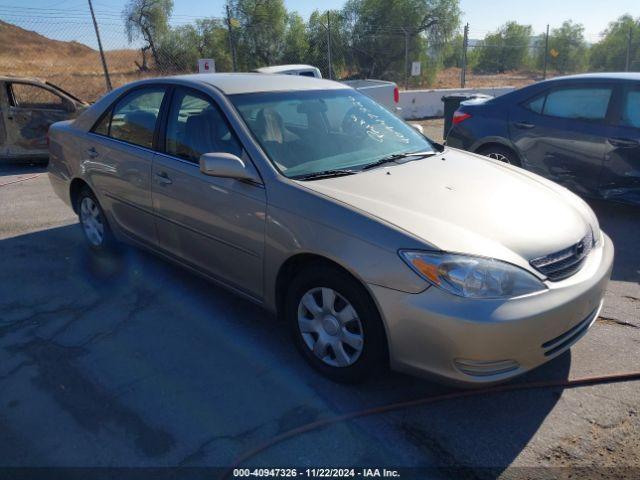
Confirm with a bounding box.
[403,27,409,90]
[625,25,633,72]
[326,11,333,79]
[226,4,237,72]
[87,0,112,91]
[460,23,469,88]
[543,24,549,80]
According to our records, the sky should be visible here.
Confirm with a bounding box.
[0,0,637,49]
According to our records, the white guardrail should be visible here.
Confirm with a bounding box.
[398,86,516,120]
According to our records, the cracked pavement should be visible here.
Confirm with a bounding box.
[0,164,638,478]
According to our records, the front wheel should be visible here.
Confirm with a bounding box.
[478,145,521,166]
[285,265,387,383]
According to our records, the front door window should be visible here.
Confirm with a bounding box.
[165,89,242,162]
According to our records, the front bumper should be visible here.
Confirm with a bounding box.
[371,233,614,385]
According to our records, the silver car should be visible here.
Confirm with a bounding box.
[47,74,614,385]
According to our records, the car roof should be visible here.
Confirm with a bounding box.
[547,72,640,82]
[170,72,348,95]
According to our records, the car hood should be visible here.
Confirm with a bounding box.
[297,148,592,271]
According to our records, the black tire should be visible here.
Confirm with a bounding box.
[76,187,119,254]
[477,145,521,166]
[284,264,387,383]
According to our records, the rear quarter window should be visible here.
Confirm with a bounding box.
[621,89,640,128]
[525,95,545,114]
[92,109,111,136]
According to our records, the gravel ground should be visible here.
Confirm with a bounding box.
[414,118,447,143]
[0,162,638,479]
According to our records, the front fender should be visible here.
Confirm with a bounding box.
[262,180,432,312]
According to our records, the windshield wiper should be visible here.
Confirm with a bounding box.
[291,151,436,180]
[292,169,359,181]
[362,151,437,170]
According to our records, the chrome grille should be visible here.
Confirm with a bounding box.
[530,230,594,281]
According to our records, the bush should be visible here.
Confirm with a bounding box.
[474,22,532,73]
[590,14,640,71]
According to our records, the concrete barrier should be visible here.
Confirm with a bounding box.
[398,86,516,120]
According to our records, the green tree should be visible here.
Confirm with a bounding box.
[306,9,350,78]
[123,0,173,70]
[228,0,288,69]
[475,22,532,73]
[441,33,464,68]
[537,21,588,74]
[341,0,461,81]
[157,18,232,72]
[590,14,640,71]
[156,25,199,71]
[282,12,309,64]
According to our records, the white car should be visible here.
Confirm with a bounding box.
[255,64,400,113]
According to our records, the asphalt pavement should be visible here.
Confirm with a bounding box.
[0,163,638,479]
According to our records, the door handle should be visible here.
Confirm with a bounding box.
[87,147,99,159]
[155,171,173,185]
[513,121,535,129]
[607,137,639,148]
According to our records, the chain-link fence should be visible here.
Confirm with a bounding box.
[1,6,638,105]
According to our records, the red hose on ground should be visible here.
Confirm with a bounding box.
[221,371,640,478]
[0,174,42,187]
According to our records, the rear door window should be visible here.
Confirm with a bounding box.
[99,87,165,149]
[542,87,612,121]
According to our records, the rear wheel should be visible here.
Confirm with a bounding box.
[77,187,118,254]
[477,145,520,166]
[285,265,387,383]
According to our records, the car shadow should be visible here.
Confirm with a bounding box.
[588,199,640,283]
[0,223,571,474]
[0,163,47,178]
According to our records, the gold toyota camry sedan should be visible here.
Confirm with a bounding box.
[47,73,614,385]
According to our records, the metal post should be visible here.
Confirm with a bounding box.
[403,28,409,90]
[625,25,632,72]
[461,23,468,88]
[87,0,112,91]
[543,24,549,80]
[226,4,237,72]
[326,11,333,79]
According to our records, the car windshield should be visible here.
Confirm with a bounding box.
[230,89,436,178]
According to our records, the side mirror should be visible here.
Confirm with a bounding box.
[409,123,424,134]
[199,152,259,183]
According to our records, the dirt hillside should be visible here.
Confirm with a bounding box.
[0,20,149,101]
[0,19,536,105]
[0,20,94,59]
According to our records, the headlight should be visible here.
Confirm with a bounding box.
[399,250,547,299]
